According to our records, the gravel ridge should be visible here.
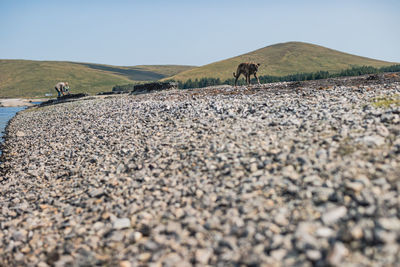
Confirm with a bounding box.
[1,75,400,266]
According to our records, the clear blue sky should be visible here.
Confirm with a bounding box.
[1,0,399,66]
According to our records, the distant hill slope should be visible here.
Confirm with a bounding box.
[167,42,396,82]
[1,42,396,98]
[0,60,195,98]
[73,63,195,81]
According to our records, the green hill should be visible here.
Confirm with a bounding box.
[1,42,396,98]
[0,60,195,98]
[72,63,195,81]
[167,42,396,82]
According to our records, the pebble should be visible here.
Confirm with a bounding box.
[361,135,385,147]
[119,261,131,267]
[322,206,347,225]
[133,231,143,242]
[327,242,349,266]
[195,248,212,264]
[316,227,334,238]
[306,249,322,261]
[16,131,25,137]
[378,217,400,231]
[138,252,152,262]
[113,218,131,230]
[345,181,364,193]
[281,165,300,181]
[1,75,399,266]
[89,188,105,198]
[270,249,287,261]
[376,125,390,137]
[350,226,363,240]
[274,213,289,226]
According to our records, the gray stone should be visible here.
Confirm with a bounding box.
[270,249,287,261]
[327,242,349,266]
[378,217,400,231]
[16,131,26,137]
[322,206,347,225]
[316,227,334,238]
[195,248,212,264]
[306,249,322,261]
[361,135,385,147]
[345,181,364,193]
[89,188,105,198]
[113,218,131,230]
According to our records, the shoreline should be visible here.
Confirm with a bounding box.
[0,98,48,107]
[0,105,28,165]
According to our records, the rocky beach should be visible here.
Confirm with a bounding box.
[1,74,400,266]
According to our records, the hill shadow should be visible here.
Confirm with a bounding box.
[75,63,165,81]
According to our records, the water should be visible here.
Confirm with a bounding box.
[0,106,27,156]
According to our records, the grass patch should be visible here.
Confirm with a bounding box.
[336,137,365,157]
[371,94,400,108]
[336,143,356,157]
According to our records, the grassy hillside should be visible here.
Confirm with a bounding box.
[73,63,195,81]
[167,42,396,82]
[131,65,197,78]
[1,42,396,98]
[0,60,195,98]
